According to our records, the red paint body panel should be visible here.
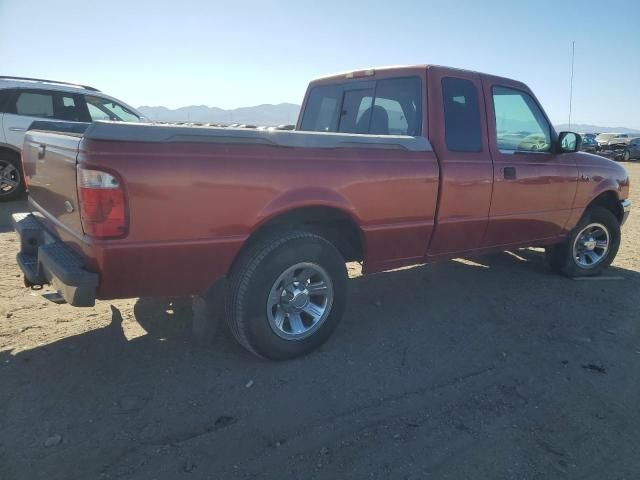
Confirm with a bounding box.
[38,136,439,299]
[21,65,630,301]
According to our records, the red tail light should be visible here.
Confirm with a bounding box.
[77,167,128,238]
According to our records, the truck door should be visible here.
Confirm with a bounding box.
[481,75,578,247]
[426,67,493,257]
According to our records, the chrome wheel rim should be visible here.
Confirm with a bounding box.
[266,262,334,341]
[0,160,20,195]
[572,223,610,269]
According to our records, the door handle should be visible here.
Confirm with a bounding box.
[8,127,27,132]
[503,166,517,180]
[38,144,46,159]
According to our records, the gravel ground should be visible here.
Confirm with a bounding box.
[1,162,639,479]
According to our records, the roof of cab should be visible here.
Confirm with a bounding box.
[308,64,527,90]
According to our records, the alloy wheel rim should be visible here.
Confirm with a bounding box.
[266,262,334,341]
[572,223,610,269]
[0,160,20,195]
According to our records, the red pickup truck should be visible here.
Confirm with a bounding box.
[13,65,631,359]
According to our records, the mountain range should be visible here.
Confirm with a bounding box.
[137,103,300,126]
[138,104,639,134]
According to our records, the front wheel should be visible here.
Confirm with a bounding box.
[227,231,348,359]
[623,150,631,162]
[546,206,621,277]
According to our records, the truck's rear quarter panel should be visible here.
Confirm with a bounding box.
[78,137,438,299]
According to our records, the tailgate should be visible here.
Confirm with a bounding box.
[22,121,89,236]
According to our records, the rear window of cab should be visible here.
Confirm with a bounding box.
[299,76,422,136]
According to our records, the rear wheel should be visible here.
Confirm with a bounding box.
[546,206,620,277]
[227,231,347,359]
[623,150,631,162]
[0,155,25,202]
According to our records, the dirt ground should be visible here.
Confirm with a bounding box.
[1,163,639,480]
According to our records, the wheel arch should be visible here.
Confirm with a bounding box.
[228,203,366,277]
[587,190,624,224]
[0,143,21,158]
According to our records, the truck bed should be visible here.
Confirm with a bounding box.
[21,121,440,300]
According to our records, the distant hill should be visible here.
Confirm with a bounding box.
[138,103,301,126]
[554,124,640,134]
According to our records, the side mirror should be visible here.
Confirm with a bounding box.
[558,131,582,153]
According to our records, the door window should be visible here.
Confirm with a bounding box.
[86,102,111,121]
[492,86,551,153]
[441,77,482,152]
[54,95,86,121]
[15,92,54,117]
[85,95,141,122]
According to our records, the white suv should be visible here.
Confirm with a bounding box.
[0,76,145,201]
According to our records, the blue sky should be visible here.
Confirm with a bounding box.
[1,0,639,128]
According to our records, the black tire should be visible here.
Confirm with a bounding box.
[623,150,630,162]
[227,231,348,360]
[0,153,26,202]
[546,206,621,277]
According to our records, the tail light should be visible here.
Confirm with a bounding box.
[77,167,128,238]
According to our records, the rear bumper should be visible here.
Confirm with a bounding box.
[12,213,98,307]
[621,199,631,226]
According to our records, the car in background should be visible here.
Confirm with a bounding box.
[622,137,640,161]
[0,76,146,201]
[595,133,620,150]
[580,135,598,152]
[607,133,634,148]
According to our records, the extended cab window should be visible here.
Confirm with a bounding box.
[300,76,422,136]
[442,77,481,152]
[85,95,141,122]
[493,86,551,153]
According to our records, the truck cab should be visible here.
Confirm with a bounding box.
[296,65,628,257]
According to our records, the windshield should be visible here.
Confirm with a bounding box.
[85,95,141,122]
